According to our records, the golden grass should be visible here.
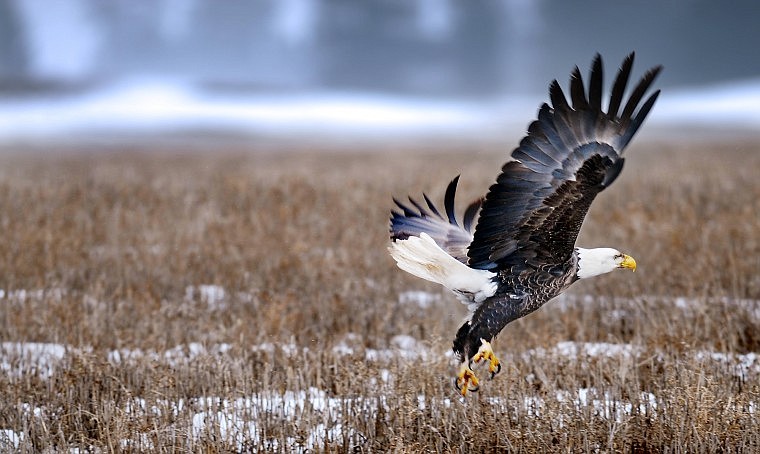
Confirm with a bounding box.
[0,137,758,452]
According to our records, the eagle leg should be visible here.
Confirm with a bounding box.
[455,362,480,396]
[469,339,502,380]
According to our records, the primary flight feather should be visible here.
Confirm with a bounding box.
[388,53,661,395]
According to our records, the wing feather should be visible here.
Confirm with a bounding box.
[620,90,660,147]
[607,53,634,118]
[569,66,589,110]
[463,198,482,232]
[390,177,480,264]
[621,66,663,126]
[443,175,460,225]
[467,53,661,270]
[588,54,603,111]
[549,80,571,113]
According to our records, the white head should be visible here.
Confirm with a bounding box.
[575,247,637,280]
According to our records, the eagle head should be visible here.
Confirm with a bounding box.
[575,247,637,279]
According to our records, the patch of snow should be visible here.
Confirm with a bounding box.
[185,285,227,309]
[120,435,154,451]
[0,342,67,379]
[398,291,441,309]
[249,341,307,359]
[525,341,641,362]
[109,343,233,366]
[553,294,760,321]
[191,409,258,448]
[606,309,630,321]
[553,341,641,359]
[560,388,658,421]
[332,333,429,363]
[523,395,543,417]
[0,288,66,303]
[331,342,355,356]
[390,334,418,352]
[0,429,24,450]
[673,297,692,309]
[366,335,427,362]
[675,296,760,321]
[694,350,760,380]
[379,369,392,383]
[514,387,657,423]
[19,403,44,418]
[331,333,362,356]
[416,395,453,412]
[304,423,349,450]
[189,387,367,450]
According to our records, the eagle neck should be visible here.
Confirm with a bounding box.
[574,247,618,280]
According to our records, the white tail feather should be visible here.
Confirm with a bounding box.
[388,233,497,305]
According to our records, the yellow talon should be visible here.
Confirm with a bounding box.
[455,363,480,396]
[455,340,502,396]
[471,339,502,379]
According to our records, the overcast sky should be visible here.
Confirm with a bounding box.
[2,0,760,97]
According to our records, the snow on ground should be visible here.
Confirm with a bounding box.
[398,290,442,309]
[0,429,23,450]
[108,342,233,365]
[189,387,359,450]
[517,388,658,422]
[332,332,428,362]
[0,342,68,379]
[1,337,757,449]
[560,388,658,421]
[2,286,759,448]
[2,286,758,379]
[553,293,760,321]
[550,341,640,359]
[695,350,760,381]
[1,383,665,450]
[186,284,226,305]
[185,284,228,309]
[0,288,66,303]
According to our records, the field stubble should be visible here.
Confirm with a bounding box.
[0,138,758,452]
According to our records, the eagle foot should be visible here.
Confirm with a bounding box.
[469,339,502,380]
[454,363,480,396]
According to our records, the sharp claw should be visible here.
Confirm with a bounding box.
[456,363,480,396]
[490,362,502,379]
[458,340,503,395]
[458,379,468,396]
[471,339,502,380]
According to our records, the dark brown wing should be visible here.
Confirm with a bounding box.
[468,53,661,271]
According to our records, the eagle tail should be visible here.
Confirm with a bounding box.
[388,232,496,304]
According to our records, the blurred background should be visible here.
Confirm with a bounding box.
[1,0,759,146]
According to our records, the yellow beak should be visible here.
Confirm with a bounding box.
[619,254,637,272]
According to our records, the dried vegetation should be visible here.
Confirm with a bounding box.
[0,137,758,452]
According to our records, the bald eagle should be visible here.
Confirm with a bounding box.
[388,53,661,395]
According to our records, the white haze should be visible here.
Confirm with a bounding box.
[1,78,760,144]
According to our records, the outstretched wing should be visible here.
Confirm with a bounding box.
[468,53,661,271]
[390,176,482,264]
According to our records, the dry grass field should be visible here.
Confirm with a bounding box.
[0,136,758,452]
